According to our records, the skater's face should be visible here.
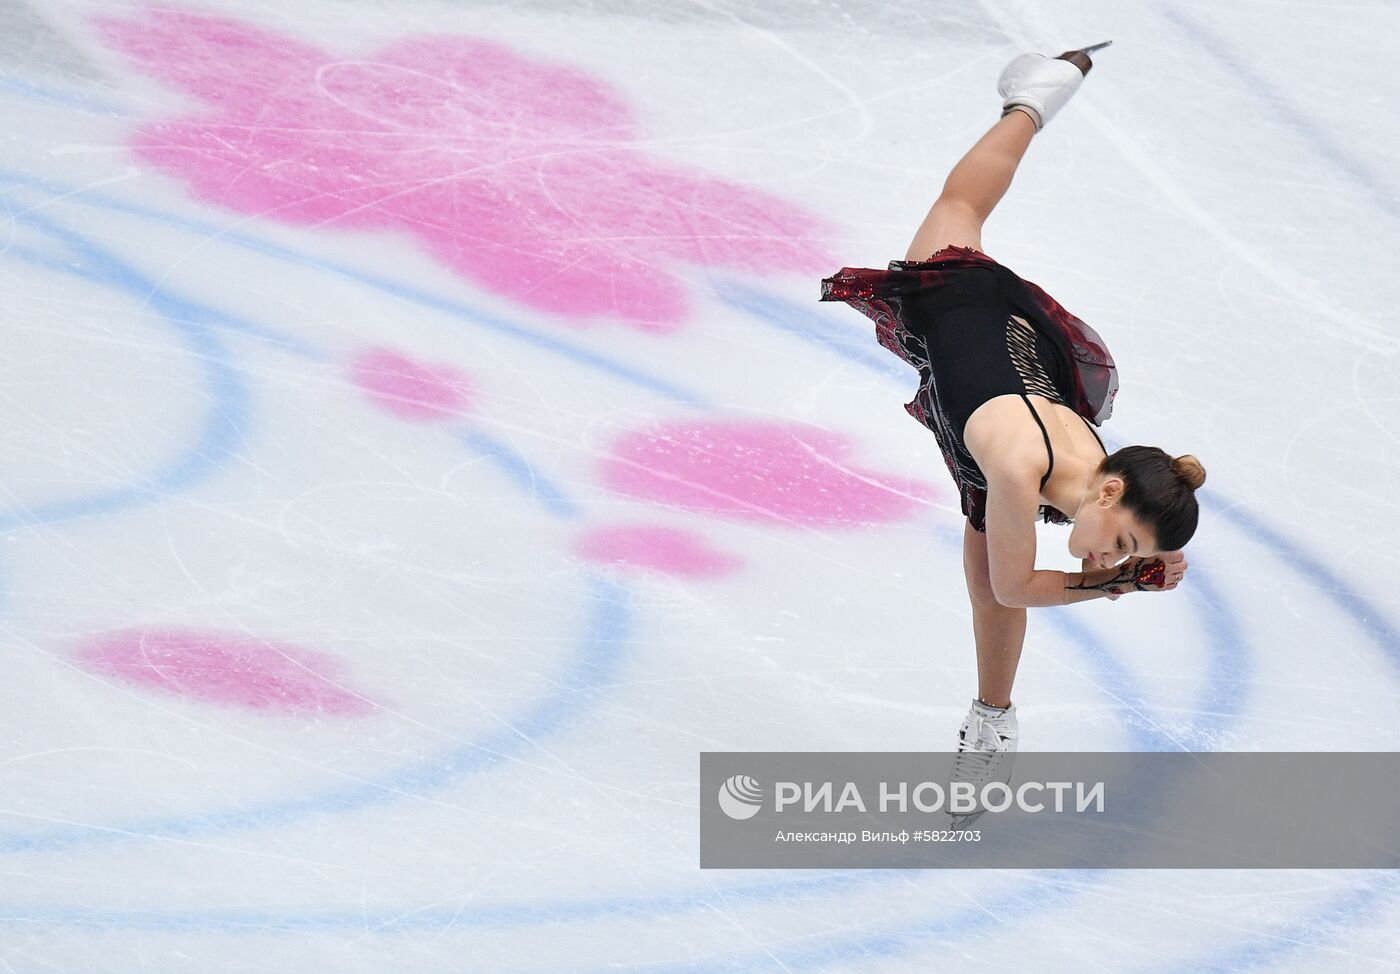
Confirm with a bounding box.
[1069,475,1157,567]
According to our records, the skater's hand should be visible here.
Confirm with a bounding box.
[1106,552,1187,597]
[1151,551,1188,591]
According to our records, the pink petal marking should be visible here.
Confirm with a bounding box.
[573,524,744,578]
[73,627,376,717]
[598,420,934,526]
[350,347,472,420]
[95,10,834,329]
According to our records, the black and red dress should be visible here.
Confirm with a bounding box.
[819,246,1119,533]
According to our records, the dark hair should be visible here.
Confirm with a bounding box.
[1100,446,1205,552]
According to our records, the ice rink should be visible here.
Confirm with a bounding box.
[3,0,1399,969]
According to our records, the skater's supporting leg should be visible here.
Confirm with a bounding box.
[962,518,1025,709]
[904,105,1038,261]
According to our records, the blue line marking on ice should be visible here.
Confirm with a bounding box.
[714,278,913,381]
[1148,870,1400,974]
[0,169,708,406]
[2,243,322,360]
[1212,496,1400,669]
[0,572,632,854]
[1160,8,1400,224]
[0,207,251,529]
[456,429,582,520]
[0,200,635,865]
[0,72,119,115]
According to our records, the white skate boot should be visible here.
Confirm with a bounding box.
[947,698,1019,826]
[997,40,1111,131]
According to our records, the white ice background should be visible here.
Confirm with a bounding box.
[2,0,1399,971]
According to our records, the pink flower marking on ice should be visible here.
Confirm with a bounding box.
[598,420,935,527]
[96,10,833,330]
[74,627,376,716]
[351,347,472,420]
[573,524,744,578]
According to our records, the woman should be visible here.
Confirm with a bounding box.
[820,43,1203,759]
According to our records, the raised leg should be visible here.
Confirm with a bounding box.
[903,108,1039,262]
[962,518,1026,709]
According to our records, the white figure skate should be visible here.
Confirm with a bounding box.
[947,698,1019,827]
[998,40,1111,130]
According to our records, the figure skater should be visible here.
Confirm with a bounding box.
[820,43,1204,763]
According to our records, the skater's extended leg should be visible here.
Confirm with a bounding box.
[904,43,1106,261]
[962,518,1026,709]
[904,108,1038,262]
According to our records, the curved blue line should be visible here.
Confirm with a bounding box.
[0,208,246,530]
[0,572,633,854]
[1160,8,1400,224]
[720,278,913,381]
[1150,871,1400,974]
[1211,499,1400,668]
[1048,560,1247,751]
[457,429,582,520]
[0,73,119,115]
[2,244,320,360]
[0,169,706,406]
[0,209,642,863]
[0,182,675,876]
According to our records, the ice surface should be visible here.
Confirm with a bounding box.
[2,0,1399,970]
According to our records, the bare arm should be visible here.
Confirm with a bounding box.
[980,464,1109,608]
[1015,564,1139,607]
[983,466,1153,608]
[1019,556,1182,607]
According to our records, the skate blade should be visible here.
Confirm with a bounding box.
[1055,41,1112,76]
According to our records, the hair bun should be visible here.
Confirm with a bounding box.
[1172,454,1206,491]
